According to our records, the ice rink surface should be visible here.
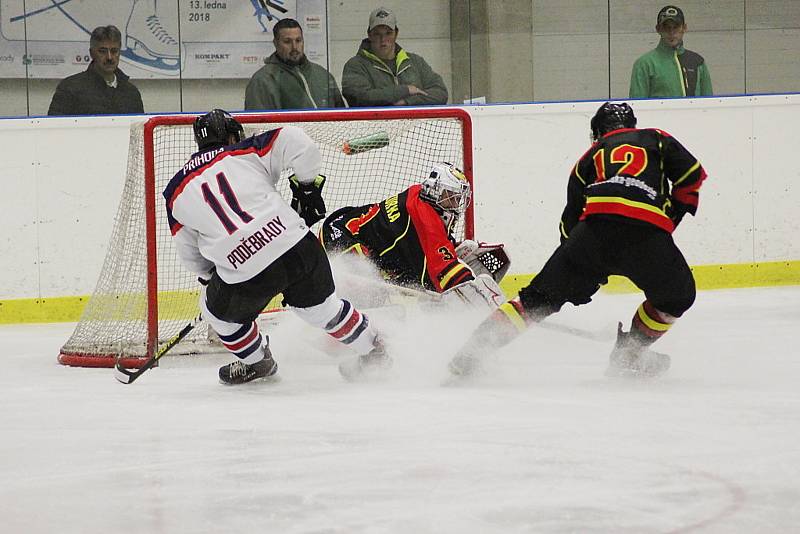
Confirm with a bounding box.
[1,286,799,534]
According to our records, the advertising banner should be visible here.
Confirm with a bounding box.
[0,0,329,79]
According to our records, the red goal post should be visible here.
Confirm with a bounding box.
[58,107,474,368]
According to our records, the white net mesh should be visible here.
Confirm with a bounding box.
[59,111,469,367]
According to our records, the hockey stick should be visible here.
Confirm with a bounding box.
[536,320,611,342]
[114,315,203,384]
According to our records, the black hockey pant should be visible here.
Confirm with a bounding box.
[205,232,336,324]
[518,218,696,320]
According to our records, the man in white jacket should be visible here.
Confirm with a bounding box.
[164,109,390,384]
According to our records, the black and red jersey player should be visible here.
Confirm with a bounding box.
[321,163,477,294]
[449,102,707,379]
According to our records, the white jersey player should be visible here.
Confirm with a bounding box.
[165,109,391,384]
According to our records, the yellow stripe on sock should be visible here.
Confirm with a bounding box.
[636,304,671,332]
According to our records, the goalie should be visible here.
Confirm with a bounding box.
[319,163,511,310]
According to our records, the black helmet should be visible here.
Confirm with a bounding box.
[590,102,637,141]
[193,109,244,150]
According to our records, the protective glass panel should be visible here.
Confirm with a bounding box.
[1,1,800,117]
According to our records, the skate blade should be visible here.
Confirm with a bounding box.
[447,355,485,377]
[218,373,281,386]
[442,358,490,387]
[441,373,478,387]
[338,359,393,383]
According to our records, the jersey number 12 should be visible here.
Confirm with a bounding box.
[592,144,648,181]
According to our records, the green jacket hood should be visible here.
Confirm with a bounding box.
[356,38,410,72]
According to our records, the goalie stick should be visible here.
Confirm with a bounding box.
[114,315,203,384]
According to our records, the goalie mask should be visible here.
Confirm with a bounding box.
[590,102,637,141]
[420,163,471,229]
[193,109,244,150]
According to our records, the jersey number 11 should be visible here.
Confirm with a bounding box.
[201,172,254,235]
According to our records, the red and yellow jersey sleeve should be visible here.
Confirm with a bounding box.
[406,185,473,292]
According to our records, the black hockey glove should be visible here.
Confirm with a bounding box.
[289,174,327,227]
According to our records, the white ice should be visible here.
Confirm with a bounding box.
[1,286,799,534]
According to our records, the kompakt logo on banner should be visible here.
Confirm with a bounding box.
[194,52,230,63]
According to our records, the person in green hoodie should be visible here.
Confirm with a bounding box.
[245,18,346,110]
[629,5,712,98]
[342,7,448,107]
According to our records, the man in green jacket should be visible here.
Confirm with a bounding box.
[629,5,712,98]
[245,18,346,110]
[342,7,448,107]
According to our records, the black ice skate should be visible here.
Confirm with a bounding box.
[338,339,393,382]
[605,322,671,378]
[219,351,278,385]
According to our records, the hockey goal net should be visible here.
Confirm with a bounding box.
[58,108,474,368]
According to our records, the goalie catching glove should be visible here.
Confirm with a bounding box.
[455,240,511,283]
[289,174,327,227]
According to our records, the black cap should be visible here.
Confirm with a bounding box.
[657,5,685,25]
